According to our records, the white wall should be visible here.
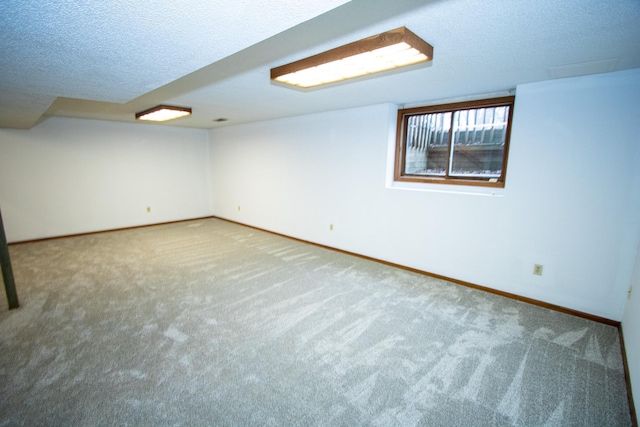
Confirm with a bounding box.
[0,117,212,242]
[623,235,640,417]
[209,68,640,321]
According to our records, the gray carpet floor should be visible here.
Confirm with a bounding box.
[0,218,632,426]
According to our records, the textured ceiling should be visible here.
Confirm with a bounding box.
[0,0,350,128]
[1,0,639,129]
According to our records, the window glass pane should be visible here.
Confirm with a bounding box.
[404,111,451,176]
[449,106,509,178]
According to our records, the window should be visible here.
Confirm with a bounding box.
[395,96,515,187]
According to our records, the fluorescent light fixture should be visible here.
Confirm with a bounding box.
[135,105,192,122]
[271,27,433,88]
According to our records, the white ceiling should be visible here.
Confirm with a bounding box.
[1,0,639,130]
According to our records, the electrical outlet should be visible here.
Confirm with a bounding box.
[533,264,543,276]
[330,224,334,231]
[629,286,633,300]
[146,206,151,213]
[237,206,240,212]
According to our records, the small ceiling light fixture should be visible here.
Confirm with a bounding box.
[271,27,433,89]
[135,105,192,122]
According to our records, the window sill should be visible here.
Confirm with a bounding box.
[386,179,506,196]
[396,175,505,188]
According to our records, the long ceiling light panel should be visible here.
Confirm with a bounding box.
[271,27,433,89]
[135,105,192,122]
